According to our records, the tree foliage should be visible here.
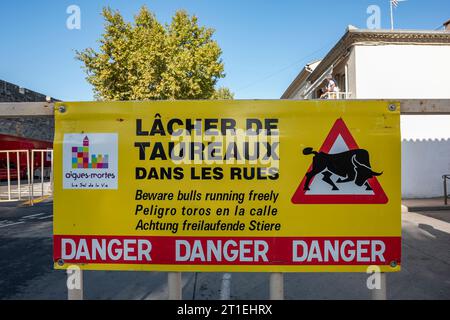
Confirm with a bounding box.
[211,87,234,99]
[76,6,233,100]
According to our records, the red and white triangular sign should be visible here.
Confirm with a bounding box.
[291,118,388,204]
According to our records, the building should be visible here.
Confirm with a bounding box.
[281,26,450,100]
[0,80,57,177]
[281,24,450,198]
[0,79,57,142]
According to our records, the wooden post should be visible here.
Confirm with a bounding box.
[269,273,284,300]
[220,273,232,300]
[371,273,387,300]
[168,272,182,300]
[67,269,83,300]
[2,100,450,117]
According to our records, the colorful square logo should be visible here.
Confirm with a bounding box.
[63,133,118,189]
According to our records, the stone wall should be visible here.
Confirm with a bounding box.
[0,79,57,142]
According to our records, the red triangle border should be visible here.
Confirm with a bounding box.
[291,118,388,204]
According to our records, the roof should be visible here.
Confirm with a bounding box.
[281,28,450,98]
[280,60,321,99]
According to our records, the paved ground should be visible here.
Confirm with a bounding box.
[0,200,449,300]
[0,181,52,201]
[418,211,450,223]
[403,197,449,211]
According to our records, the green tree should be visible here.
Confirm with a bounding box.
[211,87,234,99]
[76,6,233,100]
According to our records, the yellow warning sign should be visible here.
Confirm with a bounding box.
[53,100,401,272]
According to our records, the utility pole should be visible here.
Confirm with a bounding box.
[390,0,394,30]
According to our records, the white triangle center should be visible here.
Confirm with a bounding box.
[305,134,375,195]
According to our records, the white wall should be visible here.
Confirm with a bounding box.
[346,48,357,98]
[353,44,450,198]
[354,44,450,99]
[401,115,450,140]
[402,139,450,198]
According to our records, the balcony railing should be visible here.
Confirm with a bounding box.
[320,92,352,100]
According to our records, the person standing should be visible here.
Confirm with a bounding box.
[324,74,340,99]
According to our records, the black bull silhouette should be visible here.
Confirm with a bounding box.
[302,147,382,191]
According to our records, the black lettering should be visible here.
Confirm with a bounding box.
[221,118,236,135]
[167,118,183,135]
[134,142,150,160]
[149,142,167,160]
[246,118,262,135]
[265,118,279,135]
[150,118,166,136]
[135,167,147,179]
[136,119,148,135]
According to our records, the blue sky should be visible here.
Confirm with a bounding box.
[0,0,448,101]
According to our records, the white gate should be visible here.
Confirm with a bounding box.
[0,150,31,202]
[0,149,54,204]
[31,149,53,205]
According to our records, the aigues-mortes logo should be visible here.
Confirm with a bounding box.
[63,133,118,190]
[72,136,109,169]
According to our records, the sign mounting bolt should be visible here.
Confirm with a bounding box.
[388,104,397,112]
[58,105,66,113]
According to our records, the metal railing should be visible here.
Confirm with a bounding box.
[0,149,54,204]
[444,174,450,205]
[0,150,31,202]
[321,91,352,99]
[31,149,53,205]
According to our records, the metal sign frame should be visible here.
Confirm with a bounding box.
[1,99,449,300]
